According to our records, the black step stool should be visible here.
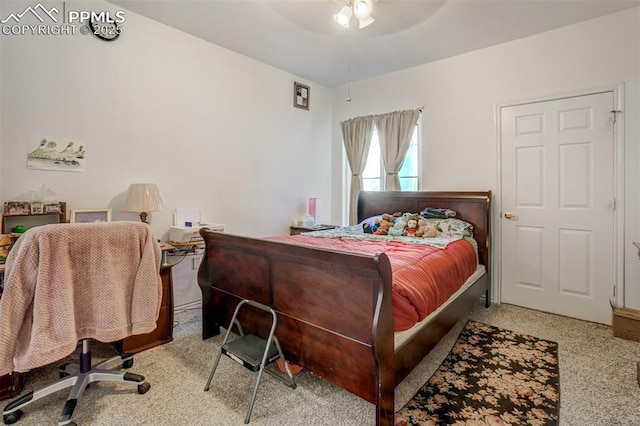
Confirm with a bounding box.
[204,299,297,424]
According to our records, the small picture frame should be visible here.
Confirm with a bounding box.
[70,209,111,224]
[30,201,44,214]
[4,201,31,215]
[44,202,62,214]
[293,81,310,110]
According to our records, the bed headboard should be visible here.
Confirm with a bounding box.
[357,191,492,269]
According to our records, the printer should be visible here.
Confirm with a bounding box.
[169,208,224,243]
[169,224,224,243]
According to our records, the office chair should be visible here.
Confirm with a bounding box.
[0,222,162,425]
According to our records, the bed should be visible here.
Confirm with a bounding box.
[197,191,491,425]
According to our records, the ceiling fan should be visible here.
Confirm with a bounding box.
[334,0,375,29]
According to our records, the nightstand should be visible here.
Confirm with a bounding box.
[289,224,338,235]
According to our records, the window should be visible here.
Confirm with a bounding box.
[362,124,419,191]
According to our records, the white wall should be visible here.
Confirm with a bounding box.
[331,8,640,309]
[0,1,333,241]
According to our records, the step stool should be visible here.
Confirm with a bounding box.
[204,299,297,424]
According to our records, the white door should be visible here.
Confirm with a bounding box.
[500,92,615,325]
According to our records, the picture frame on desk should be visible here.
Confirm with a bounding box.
[70,209,111,224]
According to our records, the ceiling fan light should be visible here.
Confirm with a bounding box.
[353,0,373,19]
[358,14,375,29]
[334,5,352,28]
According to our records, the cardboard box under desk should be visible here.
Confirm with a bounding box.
[612,304,640,342]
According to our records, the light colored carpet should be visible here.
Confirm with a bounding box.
[3,302,640,425]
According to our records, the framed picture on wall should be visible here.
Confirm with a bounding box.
[70,209,111,224]
[293,81,310,110]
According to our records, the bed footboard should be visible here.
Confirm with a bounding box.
[198,230,396,425]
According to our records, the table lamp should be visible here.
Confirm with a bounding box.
[122,183,165,223]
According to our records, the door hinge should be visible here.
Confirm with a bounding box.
[612,286,616,298]
[611,110,622,124]
[613,198,617,211]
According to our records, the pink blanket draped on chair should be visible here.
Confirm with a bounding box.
[0,222,162,375]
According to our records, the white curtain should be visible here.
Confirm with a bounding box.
[376,109,421,191]
[341,115,375,225]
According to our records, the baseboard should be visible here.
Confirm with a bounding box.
[175,299,201,312]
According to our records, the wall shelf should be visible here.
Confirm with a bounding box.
[1,202,67,234]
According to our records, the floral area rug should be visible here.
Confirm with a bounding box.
[395,320,559,425]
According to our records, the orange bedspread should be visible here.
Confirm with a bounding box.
[269,235,477,331]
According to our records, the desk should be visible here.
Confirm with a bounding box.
[115,264,174,354]
[168,240,204,248]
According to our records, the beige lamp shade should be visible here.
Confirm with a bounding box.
[122,183,165,223]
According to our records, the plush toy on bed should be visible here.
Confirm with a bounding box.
[374,219,390,235]
[364,212,402,235]
[415,218,428,237]
[422,225,438,238]
[388,218,407,236]
[414,218,438,238]
[404,218,418,237]
[363,222,378,233]
[384,213,399,222]
[399,212,414,224]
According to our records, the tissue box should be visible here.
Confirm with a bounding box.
[169,224,224,243]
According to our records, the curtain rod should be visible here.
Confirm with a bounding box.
[341,107,423,124]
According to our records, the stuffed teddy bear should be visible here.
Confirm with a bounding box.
[415,218,429,237]
[414,217,438,238]
[381,213,397,223]
[422,225,438,238]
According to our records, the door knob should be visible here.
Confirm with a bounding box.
[504,212,517,219]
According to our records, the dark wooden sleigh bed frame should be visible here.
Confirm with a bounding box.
[197,191,492,425]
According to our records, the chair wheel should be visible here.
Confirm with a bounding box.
[3,409,23,424]
[123,359,134,369]
[138,382,151,394]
